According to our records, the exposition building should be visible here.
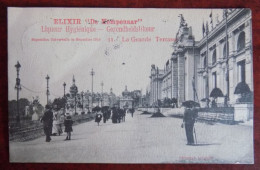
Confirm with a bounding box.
[149,9,253,108]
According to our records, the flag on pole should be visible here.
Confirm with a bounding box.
[209,10,213,29]
[206,21,209,35]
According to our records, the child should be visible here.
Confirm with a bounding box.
[95,111,102,126]
[64,113,73,140]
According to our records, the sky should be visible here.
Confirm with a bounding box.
[8,8,223,105]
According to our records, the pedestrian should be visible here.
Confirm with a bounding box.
[117,108,121,123]
[122,109,126,122]
[59,112,65,133]
[211,99,217,108]
[102,110,107,123]
[52,107,63,136]
[111,107,117,123]
[64,112,73,140]
[52,111,59,136]
[95,111,103,126]
[130,108,135,118]
[41,105,53,142]
[181,106,198,145]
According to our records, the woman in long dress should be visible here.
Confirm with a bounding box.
[52,111,63,136]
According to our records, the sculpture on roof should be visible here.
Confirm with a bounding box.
[178,14,188,28]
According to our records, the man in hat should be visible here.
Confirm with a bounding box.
[182,105,198,145]
[41,105,53,142]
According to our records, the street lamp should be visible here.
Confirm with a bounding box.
[90,68,95,111]
[46,75,50,105]
[63,82,66,97]
[156,67,159,106]
[63,82,66,114]
[224,9,230,102]
[151,65,156,105]
[15,61,21,123]
[101,81,104,107]
[97,94,100,107]
[81,91,84,112]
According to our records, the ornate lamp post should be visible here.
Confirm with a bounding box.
[151,66,156,106]
[90,68,95,111]
[81,91,84,112]
[97,93,100,107]
[63,82,66,97]
[224,9,230,103]
[86,91,90,112]
[45,75,50,105]
[205,22,210,107]
[63,82,66,113]
[101,81,104,107]
[156,67,159,106]
[15,61,21,123]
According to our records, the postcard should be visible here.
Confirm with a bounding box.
[8,7,253,163]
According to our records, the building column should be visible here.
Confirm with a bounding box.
[178,53,185,105]
[245,19,253,90]
[229,57,236,103]
[172,57,178,99]
[197,74,203,100]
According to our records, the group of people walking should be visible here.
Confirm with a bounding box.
[41,102,198,146]
[94,106,135,125]
[41,104,136,142]
[41,105,73,142]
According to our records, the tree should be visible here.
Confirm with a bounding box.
[8,100,17,118]
[52,97,67,111]
[234,82,252,103]
[8,98,30,118]
[210,88,224,108]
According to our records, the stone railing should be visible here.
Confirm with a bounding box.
[9,113,95,142]
[197,107,234,124]
[138,107,235,124]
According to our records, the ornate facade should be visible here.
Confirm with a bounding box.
[66,76,118,112]
[149,9,253,107]
[119,86,133,109]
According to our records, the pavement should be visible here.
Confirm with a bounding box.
[9,111,253,163]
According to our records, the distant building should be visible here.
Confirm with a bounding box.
[120,86,133,109]
[66,76,79,113]
[66,76,118,112]
[149,64,164,106]
[131,90,142,107]
[141,89,150,107]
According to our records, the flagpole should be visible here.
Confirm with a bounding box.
[193,40,196,101]
[206,22,209,107]
[225,9,230,102]
[210,10,213,30]
[202,20,205,37]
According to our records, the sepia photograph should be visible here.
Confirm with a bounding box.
[8,8,253,163]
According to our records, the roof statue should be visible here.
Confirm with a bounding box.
[178,14,187,28]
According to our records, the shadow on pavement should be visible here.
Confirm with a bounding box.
[191,143,221,146]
